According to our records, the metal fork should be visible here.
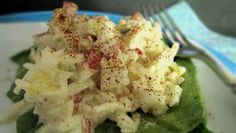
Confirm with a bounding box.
[141,4,236,93]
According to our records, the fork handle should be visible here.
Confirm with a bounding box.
[191,43,236,93]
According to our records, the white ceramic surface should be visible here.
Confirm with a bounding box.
[0,23,235,133]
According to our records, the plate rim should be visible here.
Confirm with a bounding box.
[0,10,124,23]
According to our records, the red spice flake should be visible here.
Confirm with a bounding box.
[73,93,84,103]
[58,13,67,22]
[103,50,116,60]
[118,40,125,52]
[144,88,153,93]
[135,48,143,56]
[115,79,120,83]
[106,77,111,81]
[64,29,72,34]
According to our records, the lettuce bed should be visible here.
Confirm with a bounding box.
[7,49,211,133]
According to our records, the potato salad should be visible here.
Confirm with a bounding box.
[0,2,186,133]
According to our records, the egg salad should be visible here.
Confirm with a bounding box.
[0,2,186,133]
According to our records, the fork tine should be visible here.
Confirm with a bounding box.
[154,4,176,43]
[141,4,173,43]
[147,4,157,23]
[141,4,185,45]
[141,4,154,23]
[141,5,149,20]
[159,5,191,46]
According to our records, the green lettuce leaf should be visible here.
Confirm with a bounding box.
[95,120,121,133]
[190,123,212,133]
[11,48,31,66]
[7,49,30,103]
[16,109,42,133]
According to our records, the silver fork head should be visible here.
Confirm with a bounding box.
[141,4,236,93]
[157,5,202,49]
[141,4,156,23]
[157,5,205,51]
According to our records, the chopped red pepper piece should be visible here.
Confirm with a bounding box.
[135,48,143,56]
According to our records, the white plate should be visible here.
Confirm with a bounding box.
[0,22,236,133]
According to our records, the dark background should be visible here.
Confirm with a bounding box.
[0,0,236,38]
